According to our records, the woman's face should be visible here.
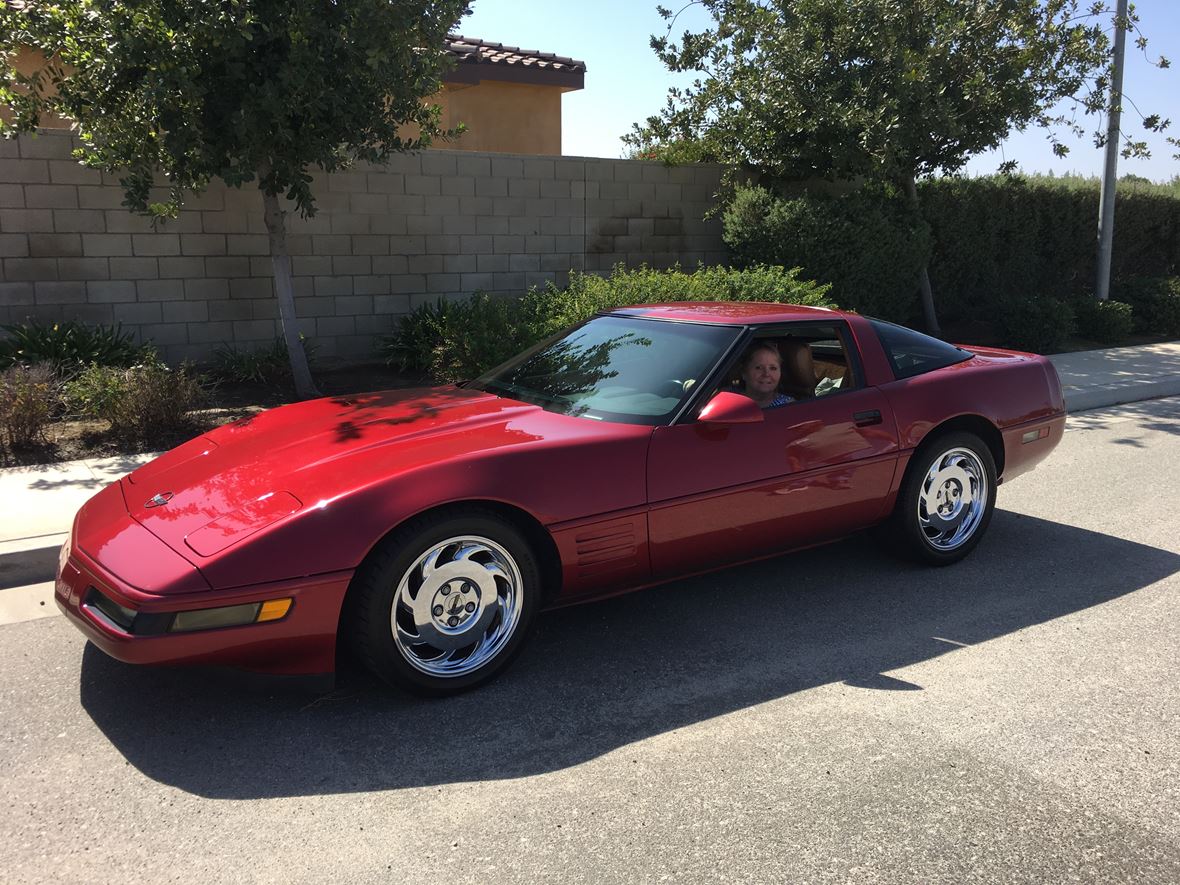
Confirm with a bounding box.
[742,347,781,399]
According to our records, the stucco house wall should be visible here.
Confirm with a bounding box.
[6,36,584,155]
[436,81,565,155]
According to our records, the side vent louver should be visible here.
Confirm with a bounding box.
[574,520,638,576]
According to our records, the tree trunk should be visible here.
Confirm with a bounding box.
[903,173,941,337]
[260,182,319,400]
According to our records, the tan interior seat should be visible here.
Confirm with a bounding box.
[779,339,817,399]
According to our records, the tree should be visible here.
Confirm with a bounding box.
[629,0,1170,333]
[1,0,469,398]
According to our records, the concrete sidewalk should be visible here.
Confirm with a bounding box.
[1049,340,1180,412]
[1,341,1178,608]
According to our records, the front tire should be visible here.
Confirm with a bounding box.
[348,509,542,696]
[893,431,997,566]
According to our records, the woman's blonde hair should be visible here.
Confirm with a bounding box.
[740,342,781,370]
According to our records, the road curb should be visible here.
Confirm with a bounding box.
[0,533,66,591]
[1062,376,1180,414]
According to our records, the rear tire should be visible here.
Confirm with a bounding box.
[348,509,541,696]
[892,431,997,566]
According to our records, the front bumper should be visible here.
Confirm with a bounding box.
[56,540,352,677]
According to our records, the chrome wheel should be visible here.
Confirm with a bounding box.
[391,535,524,678]
[916,447,989,551]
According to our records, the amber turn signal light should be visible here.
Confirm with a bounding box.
[169,597,294,632]
[257,598,293,622]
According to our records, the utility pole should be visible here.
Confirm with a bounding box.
[1095,0,1128,302]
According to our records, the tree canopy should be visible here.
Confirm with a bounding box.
[2,0,469,216]
[629,0,1171,333]
[627,0,1168,185]
[1,0,470,397]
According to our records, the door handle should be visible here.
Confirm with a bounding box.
[853,409,882,427]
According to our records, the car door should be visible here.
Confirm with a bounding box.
[646,359,899,579]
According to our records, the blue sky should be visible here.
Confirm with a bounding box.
[461,0,1180,181]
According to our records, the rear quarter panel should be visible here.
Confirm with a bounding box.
[879,350,1065,489]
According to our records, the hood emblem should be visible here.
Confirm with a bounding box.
[145,492,174,508]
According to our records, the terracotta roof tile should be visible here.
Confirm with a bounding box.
[3,15,586,86]
[1,16,586,73]
[446,35,587,74]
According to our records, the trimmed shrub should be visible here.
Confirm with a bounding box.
[0,363,60,449]
[1111,276,1180,337]
[723,184,930,322]
[383,265,834,382]
[518,263,833,338]
[211,335,319,384]
[0,319,151,375]
[66,356,207,439]
[1074,299,1134,344]
[996,296,1076,354]
[382,293,530,383]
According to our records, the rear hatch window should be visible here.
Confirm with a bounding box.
[869,319,971,380]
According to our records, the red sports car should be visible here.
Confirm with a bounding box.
[55,302,1065,695]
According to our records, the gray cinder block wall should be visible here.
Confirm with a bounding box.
[0,130,726,363]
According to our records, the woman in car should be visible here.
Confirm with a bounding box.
[739,343,794,409]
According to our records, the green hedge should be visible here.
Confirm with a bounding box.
[919,176,1180,324]
[723,185,931,322]
[996,295,1077,353]
[1111,276,1180,337]
[1075,299,1135,344]
[722,176,1180,341]
[383,264,834,382]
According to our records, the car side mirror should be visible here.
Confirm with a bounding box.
[698,391,764,425]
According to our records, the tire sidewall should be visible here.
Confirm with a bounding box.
[899,431,997,566]
[352,511,542,696]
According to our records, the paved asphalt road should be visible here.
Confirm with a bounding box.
[2,398,1178,884]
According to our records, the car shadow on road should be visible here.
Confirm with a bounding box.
[78,509,1179,799]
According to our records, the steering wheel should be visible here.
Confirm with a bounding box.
[655,379,695,398]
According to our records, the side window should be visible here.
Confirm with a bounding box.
[870,319,971,380]
[708,323,861,412]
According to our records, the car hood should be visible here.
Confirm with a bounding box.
[122,386,546,559]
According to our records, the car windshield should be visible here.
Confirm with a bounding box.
[469,314,741,425]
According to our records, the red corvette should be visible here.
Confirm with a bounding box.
[55,302,1065,695]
